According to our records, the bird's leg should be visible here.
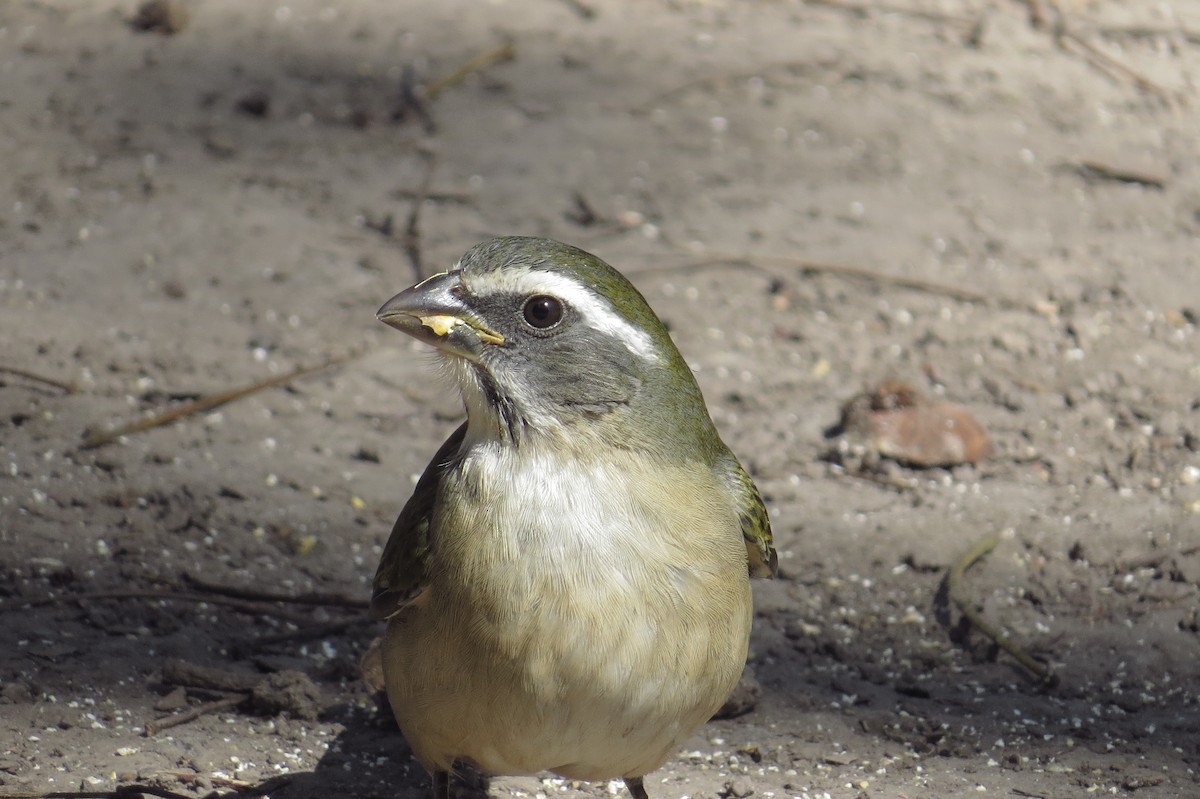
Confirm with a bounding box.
[433,770,451,799]
[624,777,650,799]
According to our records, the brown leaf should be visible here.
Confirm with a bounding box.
[837,381,991,467]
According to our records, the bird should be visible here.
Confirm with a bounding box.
[371,235,776,799]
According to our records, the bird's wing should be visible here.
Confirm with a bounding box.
[370,423,467,620]
[720,456,778,579]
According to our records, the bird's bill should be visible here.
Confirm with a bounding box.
[377,270,505,360]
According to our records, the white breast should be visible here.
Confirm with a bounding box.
[382,443,753,780]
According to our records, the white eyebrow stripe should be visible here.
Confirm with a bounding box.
[479,268,659,362]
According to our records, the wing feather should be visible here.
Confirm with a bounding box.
[369,423,467,620]
[719,455,778,579]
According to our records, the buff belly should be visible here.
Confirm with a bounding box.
[383,577,750,778]
[380,450,753,779]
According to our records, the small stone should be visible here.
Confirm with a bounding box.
[832,381,992,467]
[235,92,271,119]
[130,0,189,34]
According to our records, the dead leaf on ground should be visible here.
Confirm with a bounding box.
[833,380,992,467]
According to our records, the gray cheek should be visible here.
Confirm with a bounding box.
[537,343,642,410]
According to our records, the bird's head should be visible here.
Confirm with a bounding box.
[378,236,719,456]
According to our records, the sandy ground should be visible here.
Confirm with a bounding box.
[2,1,1200,798]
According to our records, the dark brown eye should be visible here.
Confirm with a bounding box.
[522,295,563,329]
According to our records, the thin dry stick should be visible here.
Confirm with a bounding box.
[154,771,253,790]
[558,0,596,20]
[402,154,439,281]
[630,61,811,115]
[947,532,1059,687]
[1021,1,1178,102]
[143,693,249,736]
[0,365,78,393]
[424,41,516,102]
[79,351,362,450]
[1076,159,1167,189]
[3,590,318,626]
[120,785,199,799]
[1055,26,1176,101]
[1012,790,1050,799]
[1095,23,1200,46]
[673,246,1012,306]
[393,63,436,132]
[17,788,197,799]
[390,187,473,203]
[807,0,975,27]
[181,572,369,610]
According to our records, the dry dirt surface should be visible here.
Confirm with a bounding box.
[2,1,1199,798]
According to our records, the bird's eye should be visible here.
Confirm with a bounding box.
[522,295,563,329]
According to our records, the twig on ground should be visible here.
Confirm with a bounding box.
[1094,23,1200,46]
[0,365,78,394]
[143,693,248,736]
[78,351,362,450]
[392,64,436,132]
[807,0,975,28]
[181,572,369,610]
[2,590,316,626]
[558,0,596,20]
[630,61,810,115]
[668,245,1015,307]
[947,532,1059,686]
[1016,1,1180,102]
[389,187,473,203]
[14,786,198,799]
[424,41,516,102]
[401,153,439,281]
[1074,160,1168,189]
[154,771,253,791]
[1012,789,1050,799]
[1054,23,1177,102]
